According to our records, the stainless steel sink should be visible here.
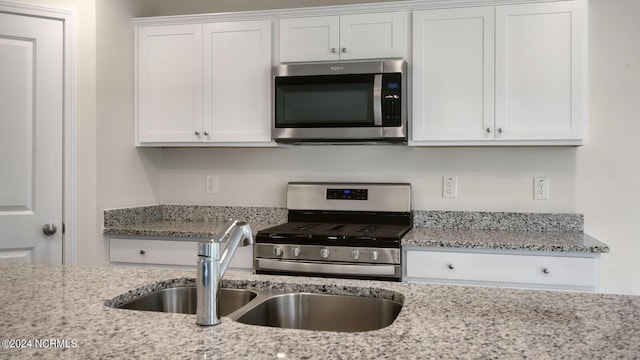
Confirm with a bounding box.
[116,287,257,316]
[110,284,403,332]
[234,292,402,332]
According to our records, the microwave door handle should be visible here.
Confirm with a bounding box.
[373,74,383,126]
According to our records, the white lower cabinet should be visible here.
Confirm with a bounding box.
[404,247,600,291]
[109,237,254,271]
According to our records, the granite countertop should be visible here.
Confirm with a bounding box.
[1,264,638,359]
[103,206,609,253]
[402,228,609,253]
[103,205,286,238]
[104,220,278,238]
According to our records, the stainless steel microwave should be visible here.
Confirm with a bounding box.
[273,60,407,144]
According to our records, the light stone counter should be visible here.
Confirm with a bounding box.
[103,205,285,238]
[402,228,609,253]
[104,220,278,238]
[103,206,609,254]
[405,210,609,253]
[0,264,637,359]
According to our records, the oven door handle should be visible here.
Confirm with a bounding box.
[373,74,383,126]
[256,259,399,277]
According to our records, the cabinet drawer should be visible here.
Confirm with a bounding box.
[110,238,197,266]
[109,237,254,269]
[405,250,597,289]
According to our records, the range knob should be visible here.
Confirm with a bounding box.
[273,247,283,257]
[371,250,379,261]
[292,247,301,257]
[351,249,360,260]
[320,248,330,259]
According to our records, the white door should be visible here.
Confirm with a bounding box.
[279,16,340,62]
[0,12,63,264]
[339,12,405,60]
[137,24,203,144]
[495,1,584,140]
[203,20,272,143]
[412,7,495,141]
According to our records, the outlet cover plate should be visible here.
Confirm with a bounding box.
[443,176,458,198]
[533,177,549,200]
[206,175,218,195]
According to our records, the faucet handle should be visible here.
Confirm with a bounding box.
[234,222,254,246]
[213,219,238,243]
[198,219,237,258]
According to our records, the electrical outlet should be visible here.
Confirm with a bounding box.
[205,175,218,195]
[443,176,458,198]
[533,177,549,200]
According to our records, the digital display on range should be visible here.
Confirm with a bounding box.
[326,188,368,200]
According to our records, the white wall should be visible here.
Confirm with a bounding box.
[576,0,640,295]
[10,0,638,294]
[160,146,577,213]
[156,0,640,295]
[95,0,162,265]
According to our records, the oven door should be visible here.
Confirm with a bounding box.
[254,243,402,281]
[273,73,384,141]
[255,258,401,281]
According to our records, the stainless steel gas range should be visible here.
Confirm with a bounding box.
[255,182,411,281]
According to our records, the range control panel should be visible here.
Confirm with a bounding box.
[326,188,368,200]
[287,182,411,212]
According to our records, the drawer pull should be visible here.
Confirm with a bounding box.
[139,250,146,255]
[542,268,550,274]
[447,264,455,270]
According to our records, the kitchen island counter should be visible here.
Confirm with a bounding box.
[1,264,637,359]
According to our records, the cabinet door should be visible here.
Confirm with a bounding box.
[495,1,584,141]
[203,20,272,142]
[110,237,254,270]
[110,238,197,266]
[339,12,405,60]
[412,8,495,142]
[405,249,597,290]
[137,24,203,143]
[279,16,339,62]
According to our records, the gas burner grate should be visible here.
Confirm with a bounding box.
[292,223,321,231]
[354,225,383,233]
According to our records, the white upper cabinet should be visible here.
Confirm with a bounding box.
[279,16,339,62]
[135,1,585,147]
[279,12,405,62]
[339,12,406,60]
[137,24,203,143]
[412,1,586,145]
[412,7,495,142]
[495,2,585,142]
[203,21,272,143]
[136,20,273,146]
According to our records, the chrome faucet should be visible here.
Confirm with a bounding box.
[196,219,253,326]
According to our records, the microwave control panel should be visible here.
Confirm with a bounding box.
[381,73,402,127]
